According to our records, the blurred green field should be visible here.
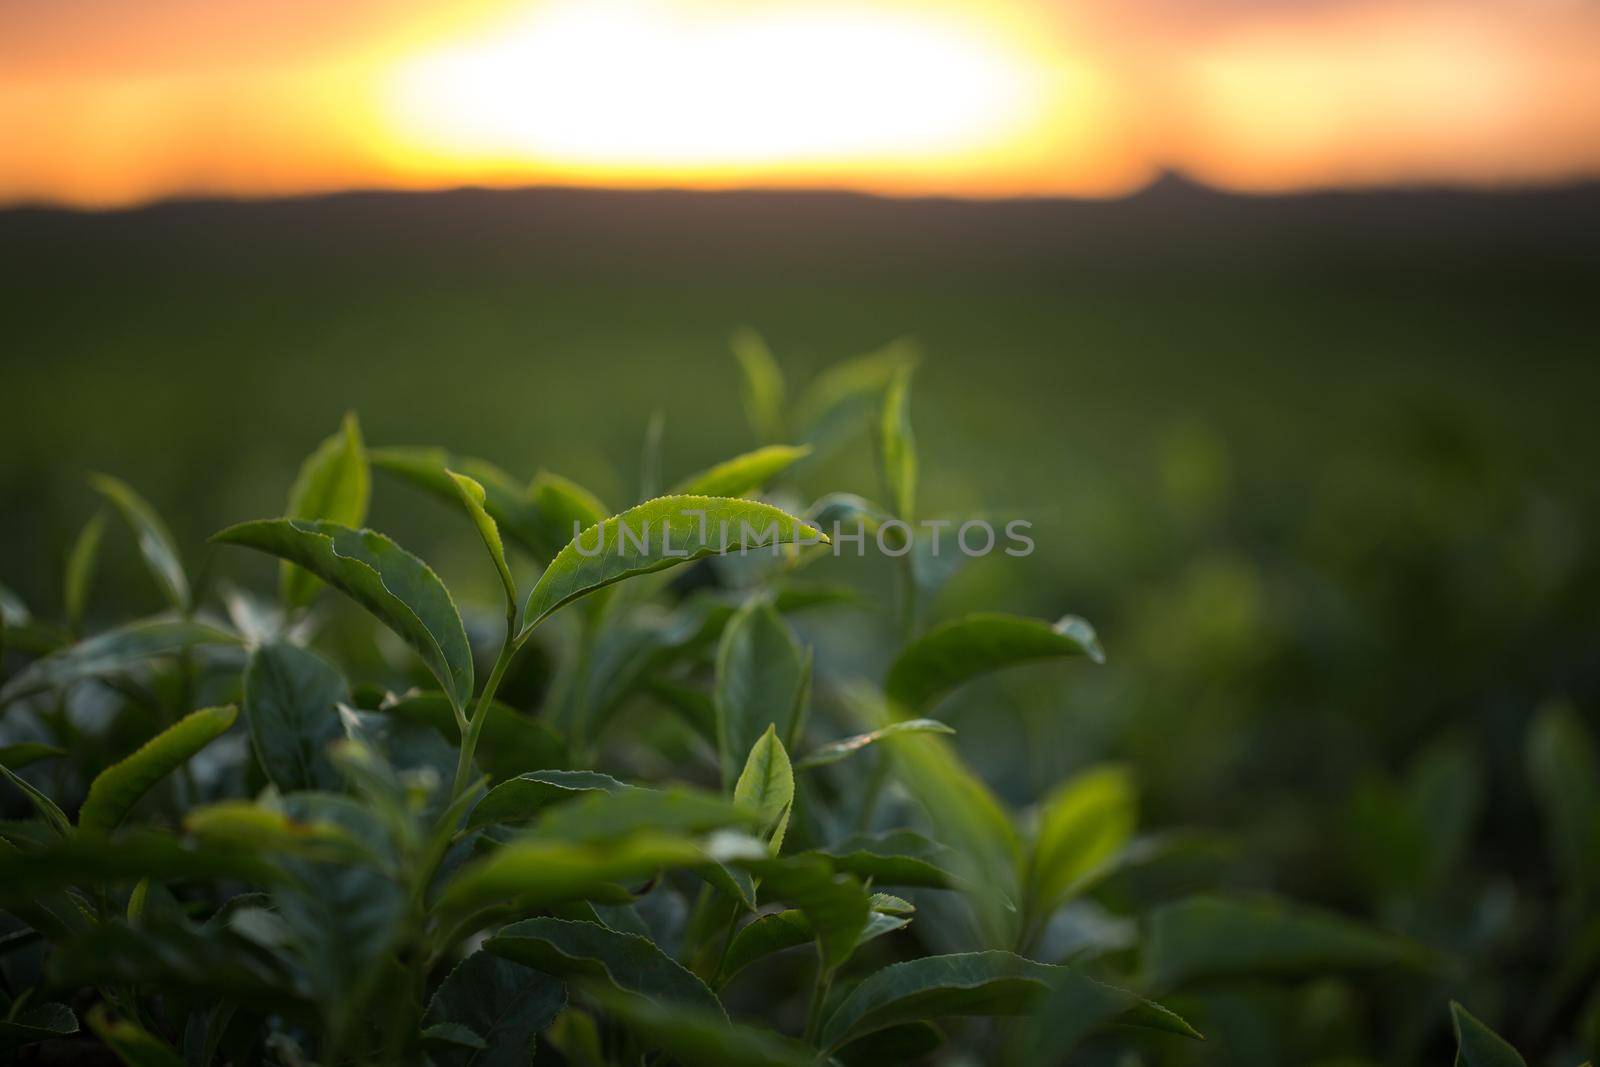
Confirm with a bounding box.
[4,180,1600,1062]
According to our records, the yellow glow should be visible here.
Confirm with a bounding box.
[384,1,1054,181]
[2,0,1599,206]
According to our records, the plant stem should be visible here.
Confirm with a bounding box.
[451,619,516,803]
[804,962,833,1045]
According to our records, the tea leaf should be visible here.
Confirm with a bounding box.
[424,950,567,1067]
[730,327,786,443]
[878,362,917,521]
[0,829,277,897]
[523,786,757,844]
[0,762,73,836]
[90,473,190,612]
[244,641,347,792]
[1029,765,1136,914]
[584,985,813,1067]
[672,444,811,498]
[1004,967,1203,1064]
[448,471,517,614]
[371,447,545,560]
[814,831,962,889]
[280,412,370,607]
[0,617,241,708]
[885,613,1105,715]
[527,471,608,562]
[64,509,107,630]
[79,705,238,834]
[856,689,1023,944]
[1141,894,1433,989]
[1450,1001,1527,1067]
[737,854,870,971]
[212,519,473,713]
[719,910,813,983]
[793,340,919,460]
[436,835,705,918]
[818,951,1057,1051]
[520,496,824,639]
[184,801,374,863]
[715,597,807,788]
[821,950,1195,1052]
[488,917,724,1015]
[0,742,67,770]
[797,719,954,770]
[734,725,794,853]
[87,1006,185,1067]
[468,770,630,831]
[0,1003,78,1054]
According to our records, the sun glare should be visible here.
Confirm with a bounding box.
[383,1,1052,185]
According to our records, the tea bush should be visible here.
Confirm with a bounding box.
[0,341,1587,1065]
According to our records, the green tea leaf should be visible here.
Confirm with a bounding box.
[64,509,107,630]
[1141,894,1432,989]
[280,412,370,607]
[527,470,608,562]
[878,362,917,521]
[212,519,473,713]
[488,917,723,1015]
[819,950,1058,1051]
[738,854,870,971]
[0,829,276,898]
[814,830,962,889]
[87,1007,185,1067]
[244,641,347,792]
[719,910,814,983]
[715,597,807,788]
[672,445,811,498]
[0,1003,78,1054]
[0,762,73,836]
[1526,700,1600,893]
[734,725,794,853]
[468,770,629,831]
[436,835,706,918]
[1004,968,1204,1064]
[796,719,954,770]
[793,340,920,461]
[885,613,1105,715]
[90,473,190,612]
[821,950,1196,1053]
[448,471,517,613]
[720,901,909,985]
[1028,764,1136,914]
[523,785,756,844]
[79,705,238,834]
[371,446,546,560]
[0,617,240,708]
[0,742,67,770]
[424,950,567,1067]
[376,692,565,785]
[1451,1001,1528,1067]
[520,496,824,638]
[853,686,1023,944]
[584,985,812,1067]
[185,801,374,864]
[730,327,786,443]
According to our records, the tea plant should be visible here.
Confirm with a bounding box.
[0,338,1578,1065]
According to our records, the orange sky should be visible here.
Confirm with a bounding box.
[3,0,1599,207]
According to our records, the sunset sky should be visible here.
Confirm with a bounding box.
[3,0,1599,207]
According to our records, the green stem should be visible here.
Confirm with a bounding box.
[451,624,516,803]
[804,962,833,1046]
